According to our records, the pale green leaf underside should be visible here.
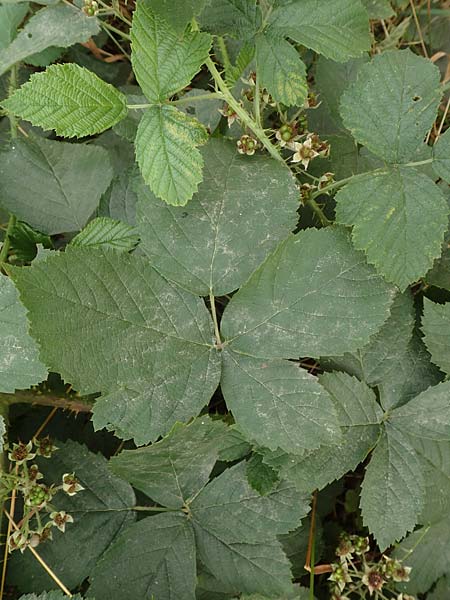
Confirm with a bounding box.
[340,49,441,163]
[360,426,424,550]
[422,299,450,376]
[335,167,449,290]
[131,3,211,102]
[88,513,196,600]
[0,274,46,393]
[433,128,450,183]
[0,136,113,235]
[0,4,99,77]
[255,33,307,106]
[268,0,371,62]
[135,105,208,206]
[110,417,231,508]
[221,227,395,359]
[70,217,139,252]
[2,64,128,138]
[0,4,28,51]
[389,380,450,441]
[263,372,382,492]
[9,441,135,593]
[221,351,341,453]
[137,138,298,295]
[191,462,309,596]
[11,248,221,444]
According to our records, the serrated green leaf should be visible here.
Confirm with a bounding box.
[389,380,450,441]
[137,137,298,295]
[221,352,341,453]
[246,453,280,495]
[0,274,46,393]
[255,33,307,106]
[179,89,223,132]
[9,440,135,594]
[110,417,231,508]
[427,576,450,600]
[221,227,395,359]
[25,45,64,68]
[394,518,450,595]
[279,517,323,581]
[268,0,371,62]
[340,49,441,163]
[422,300,450,375]
[191,462,310,596]
[433,128,450,183]
[217,426,252,462]
[323,291,415,389]
[10,248,221,445]
[361,0,394,18]
[99,164,140,226]
[8,221,53,263]
[0,4,99,77]
[199,0,259,38]
[426,227,450,291]
[2,64,128,138]
[0,4,28,51]
[335,167,449,289]
[88,512,196,600]
[196,568,237,600]
[130,4,211,102]
[70,217,139,252]
[143,0,210,31]
[135,105,208,206]
[19,593,84,600]
[263,372,382,492]
[0,136,113,234]
[241,587,312,600]
[360,425,424,550]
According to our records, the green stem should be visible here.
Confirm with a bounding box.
[205,56,283,163]
[309,525,315,600]
[307,197,331,227]
[0,214,16,269]
[101,21,131,41]
[171,92,224,106]
[209,294,222,348]
[254,73,262,128]
[132,506,179,512]
[8,66,18,139]
[216,36,233,77]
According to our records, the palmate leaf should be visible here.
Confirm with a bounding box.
[360,425,425,551]
[262,372,383,492]
[0,274,46,393]
[422,299,450,375]
[10,248,221,445]
[0,136,113,235]
[9,441,135,594]
[335,167,449,290]
[70,217,139,252]
[255,33,307,106]
[2,64,128,138]
[221,227,395,359]
[110,417,231,508]
[137,138,298,295]
[135,105,208,206]
[340,49,442,163]
[0,4,99,77]
[130,3,211,103]
[221,352,341,454]
[267,0,371,62]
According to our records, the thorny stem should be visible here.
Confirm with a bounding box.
[209,294,223,348]
[306,197,331,227]
[127,92,225,111]
[0,391,93,413]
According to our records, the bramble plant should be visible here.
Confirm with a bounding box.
[0,0,450,599]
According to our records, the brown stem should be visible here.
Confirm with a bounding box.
[0,391,92,413]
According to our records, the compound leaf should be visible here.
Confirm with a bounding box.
[10,248,221,445]
[360,426,424,550]
[268,0,371,62]
[88,512,196,600]
[221,351,341,454]
[135,105,208,206]
[255,33,307,106]
[0,4,99,77]
[340,49,441,163]
[191,462,310,596]
[0,274,46,393]
[137,138,298,295]
[422,299,450,375]
[221,227,395,359]
[2,64,128,138]
[335,167,449,289]
[9,441,136,593]
[0,136,113,234]
[110,417,231,508]
[131,3,211,102]
[70,217,139,252]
